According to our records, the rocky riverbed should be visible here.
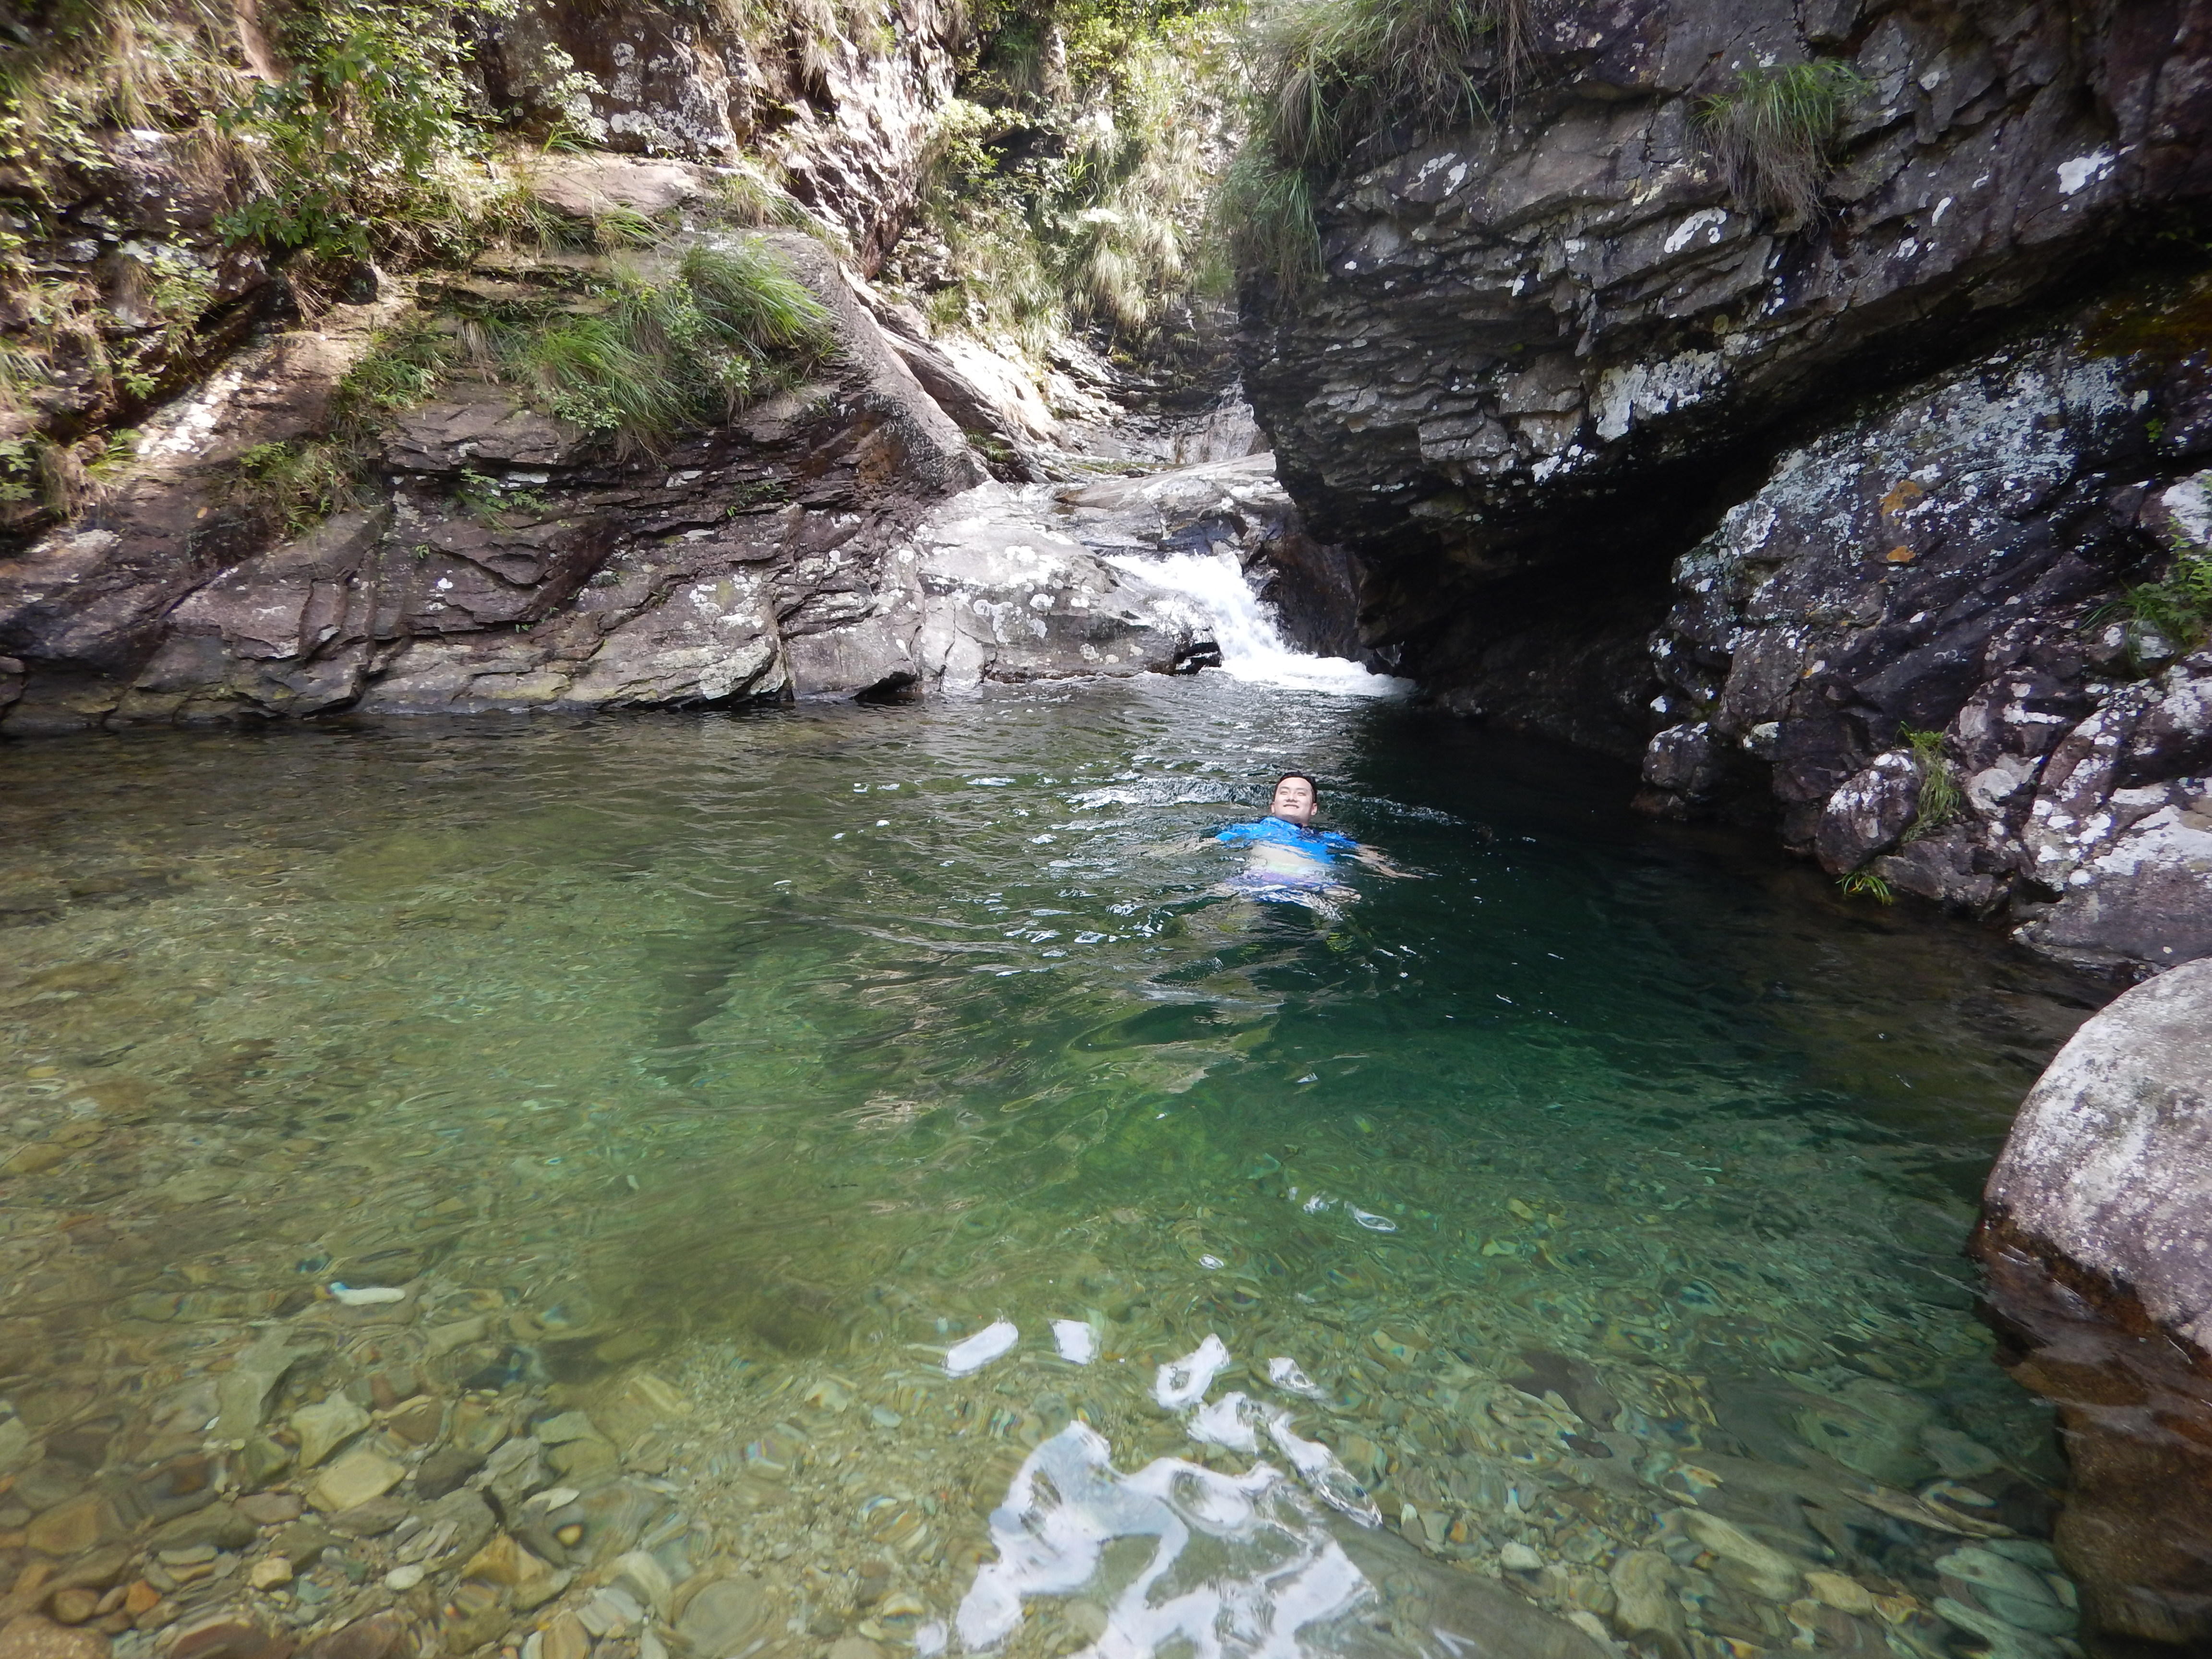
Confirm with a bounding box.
[0,683,2107,1659]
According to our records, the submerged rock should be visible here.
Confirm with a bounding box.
[1976,958,2212,1648]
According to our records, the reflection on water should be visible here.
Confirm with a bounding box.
[0,679,2105,1659]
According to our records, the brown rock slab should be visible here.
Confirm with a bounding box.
[2,1144,68,1177]
[25,1496,112,1558]
[385,1399,442,1446]
[308,1450,404,1513]
[325,1498,409,1539]
[303,1615,409,1659]
[0,1616,107,1659]
[149,1503,255,1552]
[169,1618,294,1659]
[538,1612,589,1659]
[234,1493,301,1526]
[459,1534,546,1589]
[42,1594,96,1629]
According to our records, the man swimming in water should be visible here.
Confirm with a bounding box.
[1212,772,1407,909]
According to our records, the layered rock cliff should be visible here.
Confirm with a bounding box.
[1238,0,2212,977]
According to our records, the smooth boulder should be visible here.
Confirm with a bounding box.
[1975,958,2212,1648]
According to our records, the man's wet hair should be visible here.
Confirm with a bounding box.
[1273,771,1320,797]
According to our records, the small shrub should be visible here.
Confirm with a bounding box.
[225,438,362,536]
[218,321,456,536]
[1898,725,1960,841]
[2095,547,2212,654]
[1694,59,1870,221]
[1218,144,1319,297]
[217,0,528,262]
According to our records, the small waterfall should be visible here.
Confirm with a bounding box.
[1111,547,1409,698]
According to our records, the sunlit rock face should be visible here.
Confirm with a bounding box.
[479,0,969,270]
[1976,959,2212,1650]
[0,231,1198,731]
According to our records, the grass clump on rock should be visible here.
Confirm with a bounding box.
[1220,0,1528,301]
[1249,0,1528,172]
[497,240,831,457]
[1898,725,1960,841]
[1694,59,1870,221]
[2098,546,2212,656]
[220,316,458,534]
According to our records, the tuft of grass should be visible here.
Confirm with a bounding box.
[1249,0,1529,175]
[499,238,831,457]
[1215,0,1528,305]
[225,438,363,537]
[1837,868,1895,904]
[2094,547,2212,656]
[217,319,457,535]
[1898,725,1960,841]
[1694,59,1870,222]
[1218,144,1320,298]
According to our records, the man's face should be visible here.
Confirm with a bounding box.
[1270,777,1318,825]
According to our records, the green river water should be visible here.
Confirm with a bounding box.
[0,678,2104,1659]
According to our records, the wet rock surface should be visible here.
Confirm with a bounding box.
[1975,959,2212,1649]
[1635,284,2212,976]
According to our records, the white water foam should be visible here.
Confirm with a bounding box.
[1112,549,1410,699]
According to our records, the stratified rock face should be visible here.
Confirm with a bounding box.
[1635,290,2212,973]
[1233,0,2212,968]
[0,232,1199,732]
[1974,958,2212,1649]
[1245,0,2212,569]
[1238,0,2212,769]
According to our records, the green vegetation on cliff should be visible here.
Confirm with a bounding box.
[1219,0,1525,298]
[902,0,1233,353]
[1694,60,1870,221]
[0,0,851,540]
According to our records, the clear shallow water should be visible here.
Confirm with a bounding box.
[0,679,2104,1659]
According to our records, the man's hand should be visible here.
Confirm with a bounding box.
[1354,845,1417,878]
[1143,836,1212,858]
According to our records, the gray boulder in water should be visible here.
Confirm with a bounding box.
[1975,958,2212,1649]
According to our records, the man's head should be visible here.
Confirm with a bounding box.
[1269,772,1320,826]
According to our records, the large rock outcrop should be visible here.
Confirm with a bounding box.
[0,226,1204,732]
[1238,0,2212,973]
[1637,284,2212,975]
[1974,958,2212,1649]
[1246,0,2212,574]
